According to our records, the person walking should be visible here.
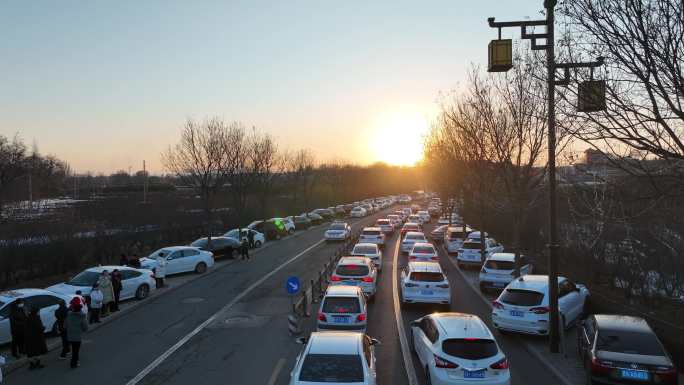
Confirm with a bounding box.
[74,290,88,316]
[9,300,27,358]
[65,298,88,369]
[247,229,255,249]
[24,307,47,370]
[54,300,70,359]
[111,269,122,311]
[240,238,250,261]
[88,284,103,324]
[97,271,114,317]
[154,255,167,288]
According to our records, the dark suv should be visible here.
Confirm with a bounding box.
[578,314,679,385]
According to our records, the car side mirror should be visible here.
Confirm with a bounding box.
[370,338,381,346]
[295,337,308,345]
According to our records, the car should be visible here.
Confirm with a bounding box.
[191,236,241,258]
[247,220,287,240]
[401,222,422,237]
[430,225,448,243]
[417,210,431,223]
[401,231,428,253]
[438,214,462,225]
[401,207,413,218]
[465,231,488,243]
[375,219,394,234]
[312,208,334,220]
[288,332,379,385]
[361,203,374,214]
[491,275,590,335]
[394,210,408,221]
[223,228,266,248]
[140,246,215,275]
[428,205,441,217]
[325,221,352,241]
[359,227,385,248]
[0,289,75,344]
[401,262,451,306]
[410,313,511,385]
[317,285,368,332]
[399,194,411,203]
[479,253,533,292]
[350,206,367,218]
[411,204,422,213]
[456,238,504,269]
[351,243,383,271]
[330,257,378,298]
[292,215,312,229]
[408,214,424,225]
[46,265,156,303]
[409,242,439,262]
[578,314,679,385]
[334,205,347,217]
[270,217,296,235]
[445,226,473,254]
[387,214,402,228]
[306,212,324,225]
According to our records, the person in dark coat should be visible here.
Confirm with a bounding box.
[111,269,123,312]
[24,307,47,369]
[66,298,88,369]
[247,229,255,249]
[119,253,129,266]
[240,238,250,260]
[129,254,141,269]
[54,300,70,359]
[9,300,27,358]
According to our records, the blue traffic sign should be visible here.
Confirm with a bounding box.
[286,276,300,295]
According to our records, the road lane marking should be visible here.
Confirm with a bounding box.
[392,236,419,385]
[125,239,326,385]
[266,358,286,385]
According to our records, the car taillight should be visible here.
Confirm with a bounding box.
[331,275,341,282]
[362,276,374,283]
[436,284,449,288]
[434,354,459,369]
[356,313,366,322]
[318,312,327,322]
[492,300,504,310]
[430,256,439,260]
[530,306,550,314]
[590,357,613,374]
[490,357,509,370]
[409,256,416,260]
[654,365,678,382]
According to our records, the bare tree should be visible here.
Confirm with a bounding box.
[0,134,27,220]
[286,149,316,212]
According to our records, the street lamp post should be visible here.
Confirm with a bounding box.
[487,0,604,353]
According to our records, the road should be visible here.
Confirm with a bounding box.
[4,209,563,385]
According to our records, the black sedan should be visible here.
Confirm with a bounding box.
[190,236,241,259]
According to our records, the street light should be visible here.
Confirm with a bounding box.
[486,0,605,353]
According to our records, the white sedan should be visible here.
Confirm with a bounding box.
[409,242,439,262]
[351,243,383,271]
[289,332,379,385]
[324,222,352,241]
[47,265,157,302]
[401,231,428,253]
[0,289,73,344]
[401,262,451,306]
[350,206,367,217]
[141,246,214,276]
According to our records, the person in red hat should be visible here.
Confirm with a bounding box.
[65,298,88,369]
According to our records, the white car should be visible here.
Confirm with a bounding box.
[141,246,214,276]
[374,219,394,234]
[492,275,590,336]
[409,242,439,262]
[350,206,367,218]
[456,238,504,268]
[465,231,488,243]
[351,243,383,271]
[325,221,352,241]
[417,210,431,223]
[410,313,511,385]
[408,214,424,225]
[479,253,533,292]
[330,257,377,298]
[401,231,428,253]
[289,332,379,385]
[401,262,451,306]
[387,214,402,228]
[223,228,265,248]
[438,214,462,225]
[47,265,156,302]
[445,226,473,254]
[0,289,74,344]
[317,285,368,332]
[359,227,385,248]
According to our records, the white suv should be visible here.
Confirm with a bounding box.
[456,238,504,269]
[401,231,428,253]
[400,262,451,307]
[317,285,368,332]
[325,221,351,242]
[359,227,385,248]
[408,242,439,262]
[479,253,533,292]
[330,257,378,298]
[417,210,431,223]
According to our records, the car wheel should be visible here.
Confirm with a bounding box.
[255,240,262,248]
[426,366,432,385]
[136,284,150,300]
[288,228,295,235]
[195,262,208,274]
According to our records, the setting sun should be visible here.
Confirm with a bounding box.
[370,110,431,166]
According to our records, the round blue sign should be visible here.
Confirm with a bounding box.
[286,276,300,295]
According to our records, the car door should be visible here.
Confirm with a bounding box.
[182,249,200,272]
[165,250,182,275]
[0,302,13,344]
[120,270,142,300]
[558,280,581,324]
[363,335,377,384]
[578,317,596,362]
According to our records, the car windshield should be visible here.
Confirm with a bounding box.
[150,249,171,259]
[596,330,665,356]
[412,245,434,254]
[500,289,544,306]
[190,239,208,247]
[462,242,481,250]
[329,224,346,230]
[336,264,370,276]
[409,272,444,282]
[298,354,364,383]
[442,339,498,360]
[353,245,377,254]
[362,230,381,236]
[67,271,101,286]
[322,297,361,313]
[485,260,515,270]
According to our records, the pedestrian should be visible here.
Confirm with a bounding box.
[240,238,250,260]
[9,299,27,358]
[74,290,89,316]
[54,300,70,359]
[111,269,122,311]
[24,307,47,370]
[66,298,88,369]
[88,284,103,324]
[130,254,141,269]
[97,271,114,317]
[119,253,129,266]
[154,254,167,288]
[247,229,255,249]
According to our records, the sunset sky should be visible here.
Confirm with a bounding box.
[1,0,545,174]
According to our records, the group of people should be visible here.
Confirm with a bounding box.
[88,270,122,323]
[120,252,166,288]
[118,253,142,268]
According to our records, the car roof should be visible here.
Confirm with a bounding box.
[508,275,566,291]
[362,227,381,231]
[308,332,361,355]
[447,226,472,232]
[158,246,194,252]
[432,313,494,340]
[594,314,654,334]
[488,253,515,262]
[0,288,59,301]
[338,256,371,265]
[325,285,363,297]
[405,231,425,237]
[85,265,144,272]
[408,261,442,272]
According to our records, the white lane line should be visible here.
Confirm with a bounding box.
[125,239,326,385]
[266,358,286,385]
[392,236,419,385]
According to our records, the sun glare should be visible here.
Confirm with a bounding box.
[371,110,430,166]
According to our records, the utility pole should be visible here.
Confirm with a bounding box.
[143,160,148,204]
[28,173,33,213]
[487,0,605,353]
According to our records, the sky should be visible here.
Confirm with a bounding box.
[0,0,546,174]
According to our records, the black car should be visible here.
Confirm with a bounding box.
[292,215,312,230]
[190,236,241,258]
[248,220,287,240]
[306,212,324,225]
[578,314,679,385]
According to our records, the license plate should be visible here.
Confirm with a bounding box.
[463,369,485,379]
[510,310,524,317]
[333,316,350,324]
[343,281,357,286]
[620,369,648,380]
[420,290,434,295]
